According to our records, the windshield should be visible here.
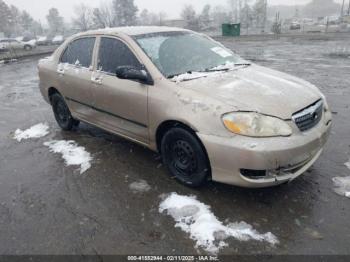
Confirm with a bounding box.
[134,32,245,78]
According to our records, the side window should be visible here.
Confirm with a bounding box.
[61,37,95,68]
[98,37,141,74]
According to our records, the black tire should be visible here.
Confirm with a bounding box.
[161,127,210,187]
[51,93,79,131]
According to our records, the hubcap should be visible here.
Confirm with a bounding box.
[171,140,197,176]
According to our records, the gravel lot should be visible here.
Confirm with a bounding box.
[0,34,349,256]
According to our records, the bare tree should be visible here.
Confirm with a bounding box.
[139,9,149,25]
[0,0,42,37]
[46,8,64,35]
[271,12,282,34]
[138,9,164,26]
[92,8,105,29]
[181,5,199,30]
[240,0,253,29]
[92,1,114,28]
[72,4,93,32]
[199,4,212,30]
[9,5,21,36]
[158,12,167,26]
[253,0,267,31]
[0,0,14,36]
[20,11,34,32]
[228,0,242,22]
[113,0,138,26]
[211,5,230,28]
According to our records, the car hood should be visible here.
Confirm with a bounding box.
[177,64,322,119]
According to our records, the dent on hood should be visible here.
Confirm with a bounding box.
[174,89,230,117]
[176,64,322,119]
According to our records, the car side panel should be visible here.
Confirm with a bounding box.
[90,36,149,143]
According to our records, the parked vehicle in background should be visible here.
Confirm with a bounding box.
[16,36,37,48]
[37,36,51,46]
[38,27,332,188]
[15,36,25,42]
[0,38,35,51]
[24,39,37,48]
[52,35,64,45]
[290,22,301,30]
[0,42,7,53]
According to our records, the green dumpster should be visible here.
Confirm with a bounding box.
[222,23,241,37]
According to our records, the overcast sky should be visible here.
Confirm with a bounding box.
[3,0,344,23]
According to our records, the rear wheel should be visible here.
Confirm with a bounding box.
[161,127,210,187]
[51,93,79,131]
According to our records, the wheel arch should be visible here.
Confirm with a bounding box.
[155,120,212,181]
[156,120,193,152]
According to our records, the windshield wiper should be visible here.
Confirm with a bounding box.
[234,63,251,66]
[167,63,252,81]
[167,70,197,79]
[204,67,230,72]
[203,63,251,73]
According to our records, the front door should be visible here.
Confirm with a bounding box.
[91,37,149,144]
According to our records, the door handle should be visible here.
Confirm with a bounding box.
[57,68,65,75]
[91,76,103,85]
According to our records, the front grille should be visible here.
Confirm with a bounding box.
[292,100,323,132]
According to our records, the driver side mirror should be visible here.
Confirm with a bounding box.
[116,66,153,85]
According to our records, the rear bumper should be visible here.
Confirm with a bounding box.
[198,115,332,188]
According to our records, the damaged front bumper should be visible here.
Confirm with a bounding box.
[198,115,332,188]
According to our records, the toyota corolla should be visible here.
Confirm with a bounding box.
[38,26,332,188]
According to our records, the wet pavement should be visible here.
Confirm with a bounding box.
[0,35,350,255]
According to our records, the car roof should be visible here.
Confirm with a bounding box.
[76,26,190,37]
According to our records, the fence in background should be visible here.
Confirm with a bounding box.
[0,46,57,62]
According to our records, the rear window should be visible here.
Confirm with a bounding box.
[61,37,95,68]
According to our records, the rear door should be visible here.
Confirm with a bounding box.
[57,37,96,119]
[91,36,149,143]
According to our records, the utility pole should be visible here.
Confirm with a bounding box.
[262,0,267,33]
[348,0,350,15]
[341,0,345,17]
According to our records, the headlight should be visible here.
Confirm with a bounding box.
[222,112,292,137]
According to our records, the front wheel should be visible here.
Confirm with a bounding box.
[161,128,210,187]
[51,93,79,131]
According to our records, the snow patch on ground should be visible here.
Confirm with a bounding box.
[345,161,350,170]
[44,140,92,174]
[333,176,350,198]
[14,123,50,142]
[159,193,279,254]
[129,180,151,193]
